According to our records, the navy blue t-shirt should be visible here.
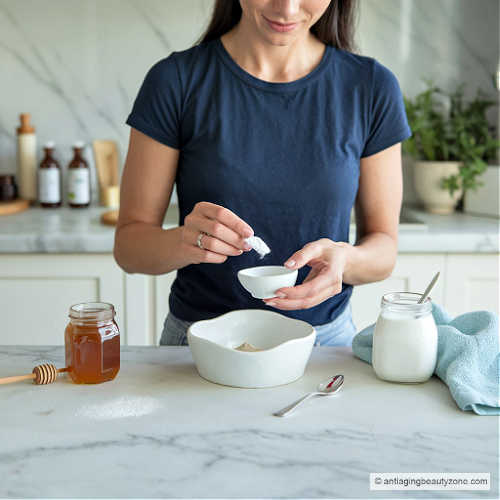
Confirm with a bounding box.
[126,39,411,325]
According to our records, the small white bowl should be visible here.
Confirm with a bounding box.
[187,309,316,388]
[237,265,298,299]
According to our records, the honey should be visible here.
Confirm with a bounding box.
[65,302,120,384]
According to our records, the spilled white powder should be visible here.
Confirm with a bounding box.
[75,396,161,420]
[244,236,271,259]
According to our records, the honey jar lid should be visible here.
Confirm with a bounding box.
[69,302,115,322]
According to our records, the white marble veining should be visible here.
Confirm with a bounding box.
[392,205,499,253]
[0,203,497,253]
[358,1,499,98]
[0,346,498,498]
[0,0,214,203]
[0,204,177,253]
[0,0,498,206]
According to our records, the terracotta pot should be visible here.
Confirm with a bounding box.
[413,161,463,214]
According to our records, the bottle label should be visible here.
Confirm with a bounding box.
[67,169,90,204]
[39,169,61,203]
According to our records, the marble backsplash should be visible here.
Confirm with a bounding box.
[0,0,498,204]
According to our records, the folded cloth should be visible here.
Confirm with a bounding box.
[351,302,499,415]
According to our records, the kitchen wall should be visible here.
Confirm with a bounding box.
[0,0,498,203]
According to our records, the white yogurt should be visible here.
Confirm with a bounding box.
[372,292,438,383]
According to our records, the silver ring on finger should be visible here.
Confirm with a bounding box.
[196,231,208,250]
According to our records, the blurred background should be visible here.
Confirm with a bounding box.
[0,0,498,345]
[0,0,498,201]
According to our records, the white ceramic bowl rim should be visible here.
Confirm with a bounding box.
[188,309,315,353]
[238,265,296,278]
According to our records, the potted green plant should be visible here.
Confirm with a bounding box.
[403,81,499,214]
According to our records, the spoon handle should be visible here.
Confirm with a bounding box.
[273,393,314,417]
[418,271,440,304]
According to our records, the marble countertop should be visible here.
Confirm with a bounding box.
[0,203,497,253]
[396,206,498,253]
[0,346,497,499]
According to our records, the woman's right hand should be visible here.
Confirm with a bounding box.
[181,202,254,264]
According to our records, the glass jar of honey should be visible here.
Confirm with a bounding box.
[65,302,120,384]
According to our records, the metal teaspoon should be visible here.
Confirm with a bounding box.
[418,271,440,304]
[273,374,344,417]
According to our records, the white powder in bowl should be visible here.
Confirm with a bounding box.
[244,236,271,259]
[234,342,264,352]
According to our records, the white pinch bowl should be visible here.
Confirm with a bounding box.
[237,265,298,299]
[187,309,316,388]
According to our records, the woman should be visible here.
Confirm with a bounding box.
[114,0,411,346]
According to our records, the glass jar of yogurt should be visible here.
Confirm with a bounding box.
[372,292,437,383]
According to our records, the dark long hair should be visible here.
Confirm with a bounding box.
[198,0,358,52]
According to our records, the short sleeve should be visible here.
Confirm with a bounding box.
[361,60,412,158]
[126,54,182,149]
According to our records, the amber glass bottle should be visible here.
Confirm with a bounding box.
[38,141,62,207]
[65,302,120,384]
[67,142,90,208]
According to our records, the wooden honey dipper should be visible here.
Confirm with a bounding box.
[0,364,68,385]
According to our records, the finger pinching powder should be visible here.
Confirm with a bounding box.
[244,236,271,259]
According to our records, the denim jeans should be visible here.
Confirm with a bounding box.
[159,302,357,347]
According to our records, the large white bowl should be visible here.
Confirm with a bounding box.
[237,265,298,299]
[187,309,316,388]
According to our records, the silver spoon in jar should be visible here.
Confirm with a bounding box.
[273,374,344,417]
[418,271,440,304]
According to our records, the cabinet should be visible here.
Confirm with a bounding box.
[0,254,124,345]
[0,253,497,345]
[351,254,499,331]
[154,272,178,345]
[123,273,154,345]
[122,272,177,345]
[350,254,446,331]
[444,255,499,316]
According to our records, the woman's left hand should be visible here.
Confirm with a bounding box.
[263,238,352,311]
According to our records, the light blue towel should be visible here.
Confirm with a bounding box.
[351,303,500,415]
